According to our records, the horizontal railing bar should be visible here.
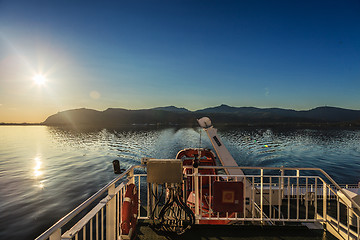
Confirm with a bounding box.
[185,173,321,180]
[184,166,329,171]
[198,217,319,222]
[114,181,127,194]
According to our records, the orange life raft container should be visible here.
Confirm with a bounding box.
[121,183,138,239]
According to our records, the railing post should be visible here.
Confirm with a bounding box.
[280,167,284,198]
[314,178,318,220]
[194,167,200,224]
[107,184,116,240]
[323,182,327,222]
[269,177,272,219]
[260,169,263,222]
[296,170,300,220]
[347,206,350,237]
[305,177,308,220]
[252,176,255,219]
[128,168,135,184]
[49,229,61,240]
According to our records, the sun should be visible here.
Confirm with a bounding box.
[33,74,46,86]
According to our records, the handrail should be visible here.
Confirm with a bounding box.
[192,165,360,216]
[62,181,128,239]
[36,163,360,240]
[253,202,275,225]
[317,168,360,210]
[185,165,340,171]
[35,166,138,240]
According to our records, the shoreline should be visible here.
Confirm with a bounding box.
[1,122,359,129]
[0,123,42,126]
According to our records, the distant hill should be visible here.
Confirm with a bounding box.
[43,108,103,126]
[195,105,360,122]
[150,106,190,113]
[302,106,360,122]
[42,105,360,127]
[196,104,248,114]
[43,106,194,126]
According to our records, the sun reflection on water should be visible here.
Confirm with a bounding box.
[38,181,45,189]
[33,156,45,189]
[33,156,43,178]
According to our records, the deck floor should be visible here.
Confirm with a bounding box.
[135,221,338,240]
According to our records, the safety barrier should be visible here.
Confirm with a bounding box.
[35,166,144,240]
[35,164,360,240]
[185,166,360,239]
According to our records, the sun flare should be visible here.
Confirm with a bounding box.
[33,74,46,86]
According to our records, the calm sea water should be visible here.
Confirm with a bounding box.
[1,126,360,239]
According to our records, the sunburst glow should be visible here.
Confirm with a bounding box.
[33,74,46,86]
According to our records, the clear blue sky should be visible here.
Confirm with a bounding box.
[0,0,359,122]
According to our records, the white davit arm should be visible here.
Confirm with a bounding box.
[197,117,244,176]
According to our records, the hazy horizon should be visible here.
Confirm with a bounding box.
[1,1,359,123]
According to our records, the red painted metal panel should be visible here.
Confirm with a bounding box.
[213,181,243,213]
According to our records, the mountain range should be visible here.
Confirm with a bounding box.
[42,105,360,127]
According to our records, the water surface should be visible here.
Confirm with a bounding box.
[0,126,359,239]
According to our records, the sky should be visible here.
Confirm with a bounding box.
[0,0,359,123]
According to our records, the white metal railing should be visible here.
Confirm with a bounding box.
[184,166,360,240]
[35,166,144,240]
[35,164,360,240]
